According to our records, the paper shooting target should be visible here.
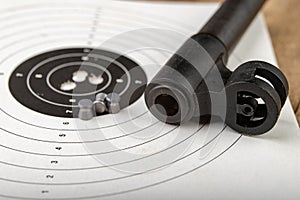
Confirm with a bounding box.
[0,1,268,199]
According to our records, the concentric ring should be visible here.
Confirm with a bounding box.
[0,2,242,199]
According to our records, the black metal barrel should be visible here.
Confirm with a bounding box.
[144,0,266,125]
[201,0,265,53]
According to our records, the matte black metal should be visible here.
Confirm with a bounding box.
[144,0,289,135]
[201,0,265,53]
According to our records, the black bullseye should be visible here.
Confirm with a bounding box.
[9,48,147,118]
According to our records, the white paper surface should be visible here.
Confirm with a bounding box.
[0,0,299,199]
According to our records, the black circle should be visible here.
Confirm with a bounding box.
[9,48,147,118]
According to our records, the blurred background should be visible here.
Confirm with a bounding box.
[148,0,300,125]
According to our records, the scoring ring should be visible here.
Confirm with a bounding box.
[45,62,112,97]
[9,47,147,118]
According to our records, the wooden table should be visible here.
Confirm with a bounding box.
[263,0,300,125]
[150,0,300,125]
